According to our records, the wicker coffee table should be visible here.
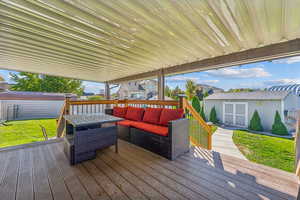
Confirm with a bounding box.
[63,113,123,165]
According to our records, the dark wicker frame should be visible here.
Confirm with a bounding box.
[64,123,118,165]
[105,108,189,160]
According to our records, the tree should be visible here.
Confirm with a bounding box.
[200,105,207,121]
[192,96,201,113]
[249,110,263,131]
[165,85,172,98]
[209,106,218,124]
[185,80,197,100]
[203,91,209,98]
[170,86,184,100]
[227,88,255,93]
[195,89,204,100]
[10,72,84,95]
[271,111,288,135]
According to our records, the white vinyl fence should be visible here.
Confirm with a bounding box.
[0,100,64,121]
[0,100,5,121]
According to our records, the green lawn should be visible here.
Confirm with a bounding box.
[0,119,57,148]
[233,130,295,172]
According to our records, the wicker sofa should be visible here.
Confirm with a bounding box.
[105,107,189,160]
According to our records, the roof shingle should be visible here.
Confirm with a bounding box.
[205,91,290,100]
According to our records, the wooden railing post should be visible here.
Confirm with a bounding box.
[206,122,213,150]
[65,94,71,115]
[178,94,185,109]
[56,94,71,137]
[295,111,300,175]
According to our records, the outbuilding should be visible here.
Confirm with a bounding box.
[0,91,76,121]
[204,91,299,132]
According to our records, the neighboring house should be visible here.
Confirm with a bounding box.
[148,95,174,100]
[204,91,299,132]
[0,91,76,121]
[268,84,300,97]
[0,78,9,92]
[117,80,157,99]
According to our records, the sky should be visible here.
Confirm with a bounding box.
[1,56,300,93]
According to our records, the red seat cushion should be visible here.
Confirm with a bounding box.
[142,108,163,124]
[125,107,145,121]
[113,107,127,118]
[117,120,136,127]
[132,122,168,136]
[159,108,184,126]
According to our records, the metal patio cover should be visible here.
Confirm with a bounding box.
[1,0,300,83]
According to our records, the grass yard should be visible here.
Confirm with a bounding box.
[0,119,57,148]
[233,130,295,172]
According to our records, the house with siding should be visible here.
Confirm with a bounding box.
[117,80,157,100]
[204,91,300,132]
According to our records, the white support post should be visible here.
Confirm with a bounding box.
[157,69,165,100]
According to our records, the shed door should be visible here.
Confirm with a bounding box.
[224,103,234,125]
[223,102,248,127]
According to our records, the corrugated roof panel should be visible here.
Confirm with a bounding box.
[0,0,300,82]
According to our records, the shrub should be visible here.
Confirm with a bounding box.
[191,96,201,113]
[200,105,207,121]
[209,106,218,124]
[271,111,288,135]
[87,96,104,100]
[249,110,263,131]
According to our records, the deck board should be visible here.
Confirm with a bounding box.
[16,149,34,200]
[0,150,20,200]
[49,142,92,200]
[0,139,298,200]
[118,141,260,200]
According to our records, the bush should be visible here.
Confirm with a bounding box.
[87,95,104,100]
[191,96,201,113]
[249,110,263,131]
[271,111,288,135]
[209,106,218,124]
[200,105,207,121]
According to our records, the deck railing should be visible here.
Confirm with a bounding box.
[182,97,212,150]
[56,97,212,150]
[294,112,300,177]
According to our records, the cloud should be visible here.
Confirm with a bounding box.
[264,79,300,86]
[206,66,271,79]
[198,80,219,84]
[166,76,199,82]
[272,56,300,64]
[166,76,219,85]
[82,81,104,94]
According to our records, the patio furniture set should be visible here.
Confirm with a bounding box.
[63,106,189,165]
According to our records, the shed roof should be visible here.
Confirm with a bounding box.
[1,0,300,83]
[205,91,290,101]
[0,91,76,100]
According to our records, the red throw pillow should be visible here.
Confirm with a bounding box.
[113,107,127,118]
[125,107,145,121]
[142,108,163,124]
[159,108,184,126]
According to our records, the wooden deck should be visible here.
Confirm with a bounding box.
[0,139,298,200]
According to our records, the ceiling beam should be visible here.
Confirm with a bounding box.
[108,39,300,84]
